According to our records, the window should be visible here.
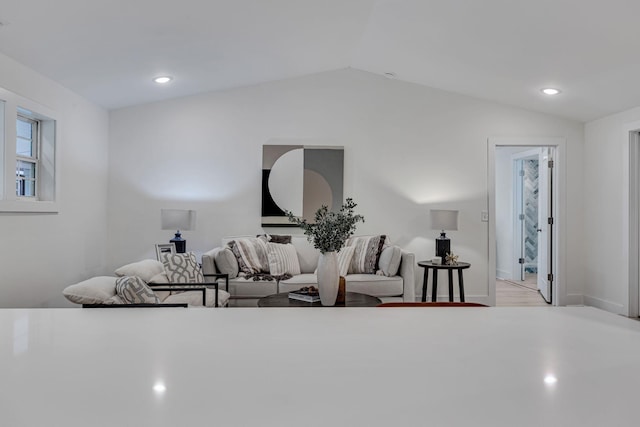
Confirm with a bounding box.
[16,116,39,198]
[0,86,58,213]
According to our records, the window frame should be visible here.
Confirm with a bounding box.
[16,115,40,199]
[0,87,59,213]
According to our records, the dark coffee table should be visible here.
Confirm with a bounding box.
[258,291,381,307]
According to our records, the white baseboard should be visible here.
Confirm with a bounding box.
[496,269,511,280]
[563,294,584,306]
[583,295,624,315]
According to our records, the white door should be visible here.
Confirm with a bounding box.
[537,148,553,303]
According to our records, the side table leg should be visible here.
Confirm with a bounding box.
[458,269,465,302]
[422,268,429,302]
[432,270,438,302]
[448,269,454,302]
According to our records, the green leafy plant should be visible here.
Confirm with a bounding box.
[286,198,365,253]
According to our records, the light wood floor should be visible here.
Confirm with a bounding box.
[496,279,550,306]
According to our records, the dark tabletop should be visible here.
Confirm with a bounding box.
[257,291,382,307]
[417,261,471,269]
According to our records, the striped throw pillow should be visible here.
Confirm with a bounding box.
[347,235,386,274]
[314,246,355,277]
[266,242,301,276]
[228,238,269,274]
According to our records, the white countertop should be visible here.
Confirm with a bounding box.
[1,306,639,426]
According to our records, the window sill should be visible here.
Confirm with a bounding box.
[0,200,59,213]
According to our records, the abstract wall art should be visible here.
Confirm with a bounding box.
[262,145,344,227]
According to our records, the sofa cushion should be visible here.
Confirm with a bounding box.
[378,246,402,277]
[115,276,160,304]
[162,252,205,283]
[267,242,301,276]
[226,276,278,297]
[278,274,319,293]
[213,247,240,279]
[115,259,164,283]
[228,237,269,274]
[347,235,386,274]
[345,274,403,297]
[290,236,320,274]
[162,288,231,307]
[63,276,117,305]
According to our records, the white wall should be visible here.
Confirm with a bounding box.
[0,53,109,308]
[584,107,640,314]
[108,69,584,303]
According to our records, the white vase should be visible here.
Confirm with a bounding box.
[316,251,339,306]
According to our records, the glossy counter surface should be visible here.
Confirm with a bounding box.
[1,307,639,426]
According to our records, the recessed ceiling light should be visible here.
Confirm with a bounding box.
[544,374,558,385]
[384,72,396,79]
[153,383,167,393]
[541,88,561,96]
[153,76,173,84]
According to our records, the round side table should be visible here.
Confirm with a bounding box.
[417,261,471,302]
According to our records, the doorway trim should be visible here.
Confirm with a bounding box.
[623,122,640,318]
[488,137,567,306]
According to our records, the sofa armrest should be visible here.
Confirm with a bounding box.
[201,247,220,275]
[399,251,416,302]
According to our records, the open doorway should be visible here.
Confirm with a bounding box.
[492,144,558,306]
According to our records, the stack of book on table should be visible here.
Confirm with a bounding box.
[288,289,321,303]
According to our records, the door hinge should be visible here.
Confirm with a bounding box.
[519,169,525,176]
[548,217,554,225]
[548,273,554,282]
[519,258,525,264]
[519,213,525,220]
[548,159,554,168]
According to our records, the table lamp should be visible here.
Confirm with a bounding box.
[430,209,458,262]
[161,209,196,253]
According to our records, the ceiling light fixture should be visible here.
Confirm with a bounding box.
[153,76,173,84]
[541,88,561,96]
[384,72,396,79]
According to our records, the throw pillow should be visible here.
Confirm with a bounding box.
[115,259,164,283]
[162,252,205,283]
[115,276,160,304]
[62,276,117,305]
[266,242,301,276]
[313,246,355,277]
[213,247,240,278]
[377,245,402,277]
[228,237,269,274]
[347,235,387,274]
[337,246,356,277]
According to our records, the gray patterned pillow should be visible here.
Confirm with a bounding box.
[162,252,205,283]
[115,276,160,304]
[347,235,387,274]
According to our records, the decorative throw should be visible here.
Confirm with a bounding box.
[161,252,205,283]
[228,238,269,275]
[267,242,301,276]
[115,276,160,304]
[347,235,387,274]
[257,234,292,244]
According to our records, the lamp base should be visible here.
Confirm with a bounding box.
[435,235,450,263]
[170,232,186,253]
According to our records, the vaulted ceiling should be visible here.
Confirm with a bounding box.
[2,0,640,121]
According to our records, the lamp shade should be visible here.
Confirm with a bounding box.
[161,209,196,231]
[430,209,458,231]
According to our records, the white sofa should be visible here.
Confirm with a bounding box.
[201,235,415,305]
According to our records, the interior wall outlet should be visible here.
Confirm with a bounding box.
[481,211,489,222]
